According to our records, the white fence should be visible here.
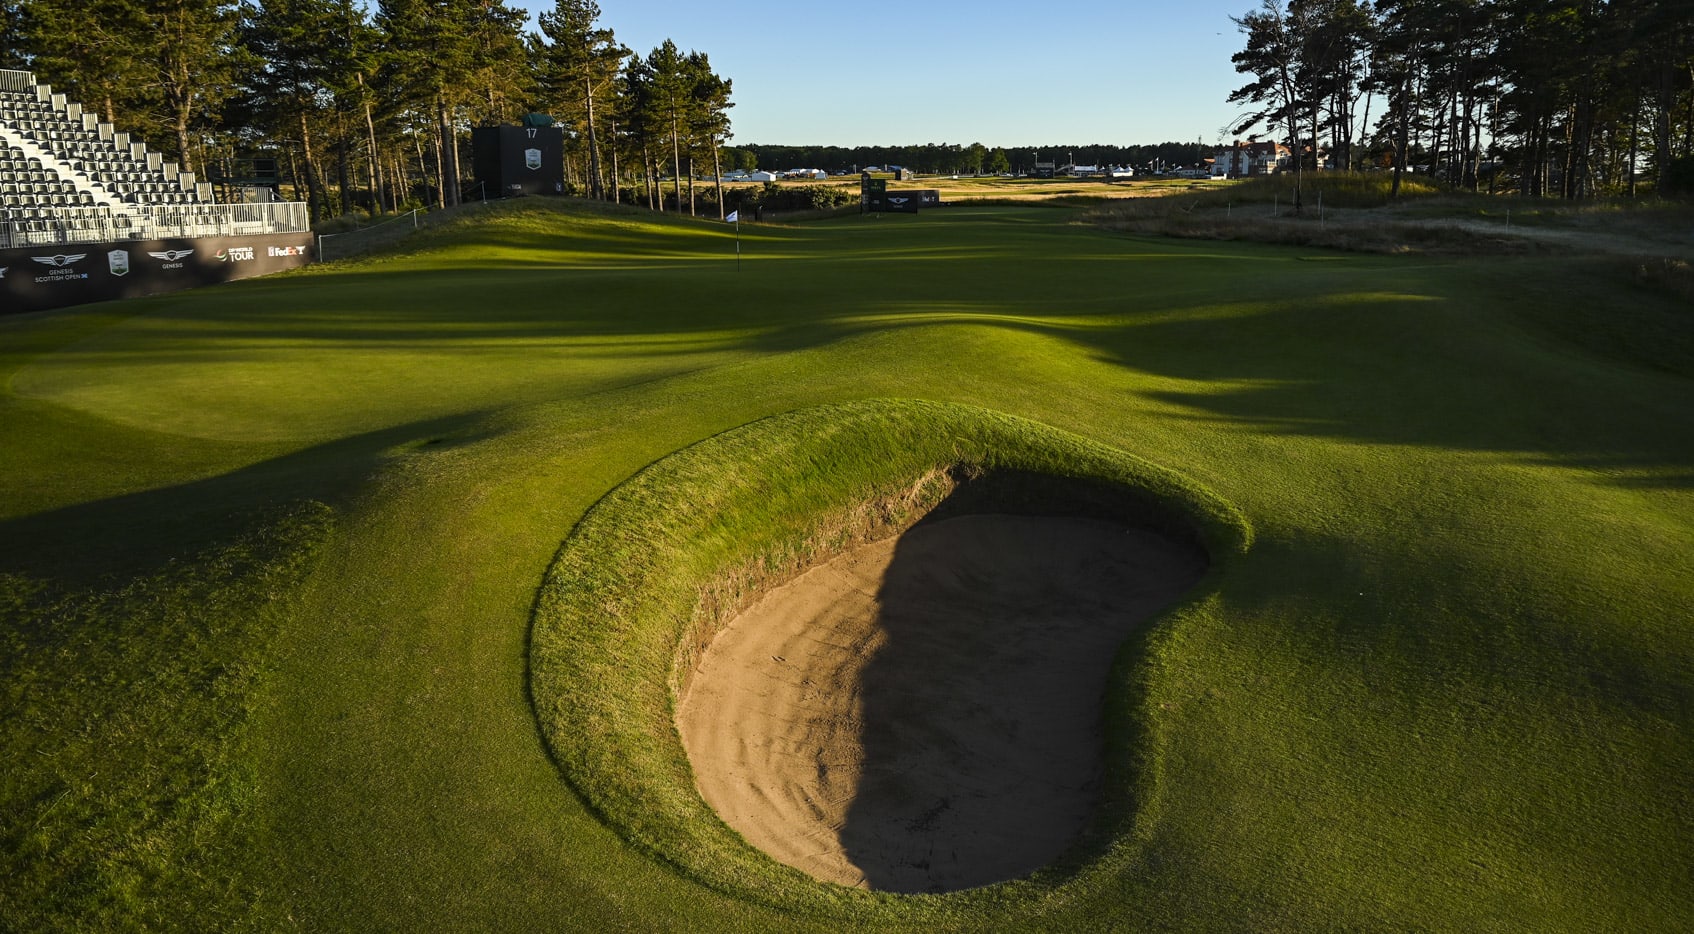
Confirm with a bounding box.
[0,201,311,249]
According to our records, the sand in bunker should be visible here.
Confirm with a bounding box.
[677,513,1206,893]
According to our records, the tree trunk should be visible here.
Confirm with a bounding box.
[284,145,302,203]
[670,112,682,214]
[1391,77,1410,201]
[438,95,459,207]
[335,109,352,216]
[420,130,440,209]
[1629,87,1641,199]
[359,76,382,212]
[611,119,620,206]
[1355,66,1373,173]
[1280,60,1301,213]
[643,143,657,210]
[711,137,723,219]
[583,75,603,200]
[299,111,323,222]
[1653,63,1674,192]
[174,106,193,177]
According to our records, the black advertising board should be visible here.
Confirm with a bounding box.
[1,232,313,314]
[915,189,942,207]
[471,125,565,198]
[868,188,925,213]
[880,192,921,213]
[861,175,885,209]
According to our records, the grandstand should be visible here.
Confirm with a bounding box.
[2,67,311,312]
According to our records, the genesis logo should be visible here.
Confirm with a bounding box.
[888,197,909,205]
[148,249,195,262]
[33,253,87,268]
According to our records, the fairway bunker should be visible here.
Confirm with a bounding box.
[677,510,1206,893]
[529,400,1248,910]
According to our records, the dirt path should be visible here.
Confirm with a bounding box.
[676,514,1206,893]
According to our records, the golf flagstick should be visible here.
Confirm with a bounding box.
[727,209,740,272]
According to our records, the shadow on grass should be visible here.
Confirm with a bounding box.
[20,207,1693,494]
[0,412,490,584]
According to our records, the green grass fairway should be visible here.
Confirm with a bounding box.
[3,200,1692,931]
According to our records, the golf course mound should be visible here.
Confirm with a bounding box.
[529,399,1250,913]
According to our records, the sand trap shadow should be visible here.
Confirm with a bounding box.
[677,509,1206,893]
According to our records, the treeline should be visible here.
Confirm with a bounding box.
[1229,0,1694,200]
[730,142,1213,175]
[0,0,732,218]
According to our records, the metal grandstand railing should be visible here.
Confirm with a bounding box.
[0,70,34,94]
[1,201,310,249]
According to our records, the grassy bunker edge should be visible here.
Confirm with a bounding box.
[528,398,1252,920]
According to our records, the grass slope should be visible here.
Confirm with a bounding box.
[1,198,1691,930]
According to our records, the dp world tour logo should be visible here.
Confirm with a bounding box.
[524,148,542,170]
[108,250,130,277]
[33,253,86,268]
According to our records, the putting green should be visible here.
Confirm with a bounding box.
[2,200,1691,931]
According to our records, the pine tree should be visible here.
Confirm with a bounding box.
[1,0,28,70]
[1230,0,1309,210]
[684,50,731,218]
[534,0,625,200]
[241,0,342,218]
[19,0,151,125]
[644,40,688,213]
[145,0,243,173]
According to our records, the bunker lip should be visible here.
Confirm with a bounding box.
[528,399,1251,914]
[676,511,1209,894]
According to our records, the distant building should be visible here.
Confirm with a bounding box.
[747,170,779,182]
[1212,140,1289,178]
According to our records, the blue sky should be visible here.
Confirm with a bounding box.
[511,2,1256,147]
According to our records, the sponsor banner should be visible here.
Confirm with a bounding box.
[868,188,922,214]
[2,233,312,314]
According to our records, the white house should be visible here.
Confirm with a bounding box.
[746,170,779,182]
[1212,141,1288,178]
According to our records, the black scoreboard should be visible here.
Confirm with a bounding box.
[471,124,564,198]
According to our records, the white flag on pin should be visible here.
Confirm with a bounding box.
[725,211,739,223]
